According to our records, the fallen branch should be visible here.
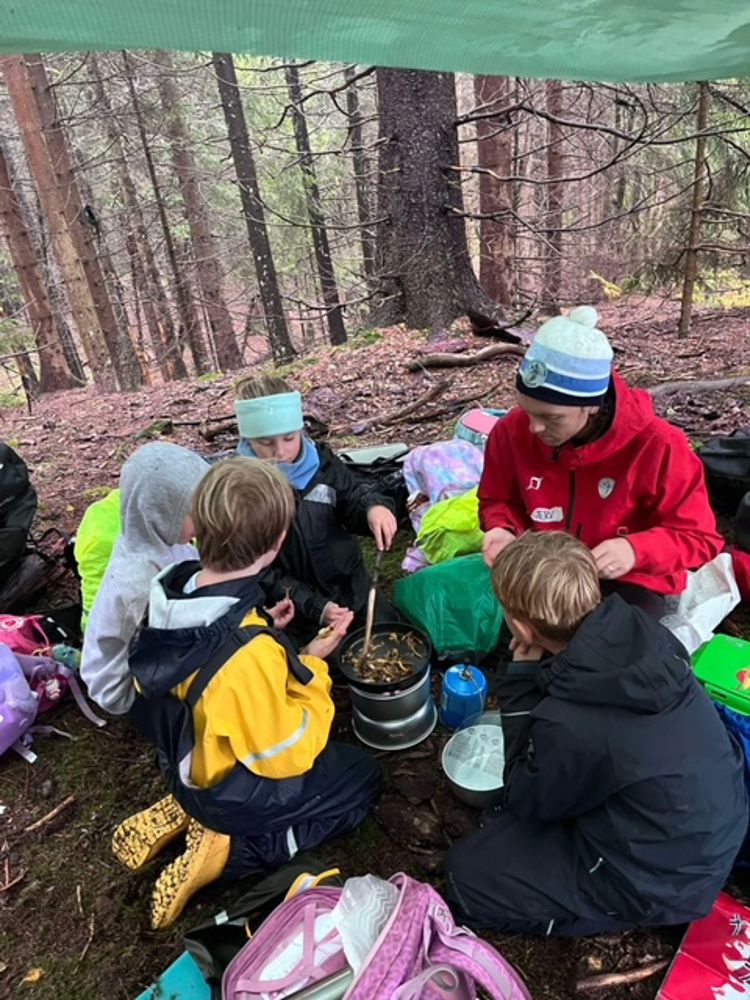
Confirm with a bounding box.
[575,959,669,992]
[400,380,506,426]
[24,794,76,833]
[333,378,453,434]
[0,868,26,892]
[648,376,750,398]
[408,343,525,372]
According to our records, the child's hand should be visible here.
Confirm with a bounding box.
[265,598,295,630]
[591,537,636,580]
[302,611,354,659]
[321,602,352,628]
[367,505,398,551]
[482,528,515,567]
[510,637,545,662]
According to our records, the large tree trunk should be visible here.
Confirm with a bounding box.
[679,82,710,340]
[0,138,76,392]
[543,79,564,308]
[154,50,241,371]
[1,55,114,387]
[20,54,143,389]
[344,66,376,287]
[285,62,346,346]
[474,75,515,305]
[89,54,186,382]
[211,52,295,363]
[121,52,209,374]
[373,68,498,331]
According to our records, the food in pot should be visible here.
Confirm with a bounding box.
[343,630,428,684]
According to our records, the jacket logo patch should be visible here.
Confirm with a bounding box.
[526,476,544,491]
[304,484,336,506]
[598,477,616,499]
[530,506,564,523]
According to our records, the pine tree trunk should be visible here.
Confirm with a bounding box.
[1,55,114,387]
[373,68,500,330]
[121,52,210,374]
[154,50,241,370]
[544,79,564,308]
[344,66,376,287]
[0,138,76,392]
[474,75,515,305]
[20,54,143,389]
[211,52,296,363]
[679,82,710,340]
[89,54,186,381]
[284,63,347,346]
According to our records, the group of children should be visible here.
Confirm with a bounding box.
[78,309,749,941]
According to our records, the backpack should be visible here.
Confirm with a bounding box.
[0,441,37,575]
[454,409,507,451]
[698,432,750,515]
[222,872,531,1000]
[338,445,410,525]
[0,613,53,656]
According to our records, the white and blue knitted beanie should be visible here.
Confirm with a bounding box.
[517,306,613,407]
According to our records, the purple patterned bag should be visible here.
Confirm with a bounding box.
[222,873,531,1000]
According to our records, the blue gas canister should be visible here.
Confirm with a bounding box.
[439,664,488,729]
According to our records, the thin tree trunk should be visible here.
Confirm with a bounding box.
[374,68,500,330]
[121,51,210,374]
[1,55,113,387]
[211,52,295,363]
[284,63,346,346]
[21,54,143,388]
[89,54,186,381]
[154,50,241,370]
[679,82,710,339]
[0,138,76,391]
[344,66,376,287]
[474,76,515,305]
[544,79,564,308]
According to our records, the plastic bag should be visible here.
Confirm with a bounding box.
[393,554,503,659]
[661,553,741,655]
[416,489,483,565]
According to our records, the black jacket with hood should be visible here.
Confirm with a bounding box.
[0,441,37,575]
[263,442,394,628]
[503,595,748,924]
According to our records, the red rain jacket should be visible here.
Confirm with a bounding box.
[478,373,723,595]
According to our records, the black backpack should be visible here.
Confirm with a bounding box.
[698,431,750,516]
[0,442,37,576]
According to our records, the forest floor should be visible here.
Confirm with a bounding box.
[1,295,750,1000]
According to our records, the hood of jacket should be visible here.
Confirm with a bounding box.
[540,594,692,714]
[129,562,267,699]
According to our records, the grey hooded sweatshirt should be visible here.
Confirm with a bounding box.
[80,443,209,714]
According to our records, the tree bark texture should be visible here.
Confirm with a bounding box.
[544,79,565,308]
[212,52,295,363]
[121,51,210,374]
[344,65,376,286]
[679,82,710,339]
[155,50,241,370]
[285,62,346,346]
[21,54,144,389]
[374,68,497,331]
[89,54,186,381]
[474,75,515,304]
[0,138,76,391]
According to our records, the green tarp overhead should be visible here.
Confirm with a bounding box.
[1,1,749,83]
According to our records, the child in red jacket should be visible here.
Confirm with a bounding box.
[479,306,722,617]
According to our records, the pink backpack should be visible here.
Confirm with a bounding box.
[0,614,53,656]
[222,873,531,1000]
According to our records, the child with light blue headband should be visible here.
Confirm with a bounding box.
[235,374,399,641]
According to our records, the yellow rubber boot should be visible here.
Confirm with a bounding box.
[150,819,231,930]
[112,795,190,871]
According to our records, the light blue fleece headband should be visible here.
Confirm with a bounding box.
[235,391,304,439]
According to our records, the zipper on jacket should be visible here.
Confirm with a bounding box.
[566,471,576,531]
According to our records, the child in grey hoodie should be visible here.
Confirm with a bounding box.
[81,443,209,715]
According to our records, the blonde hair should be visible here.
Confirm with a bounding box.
[235,373,291,401]
[191,458,295,572]
[492,531,600,642]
